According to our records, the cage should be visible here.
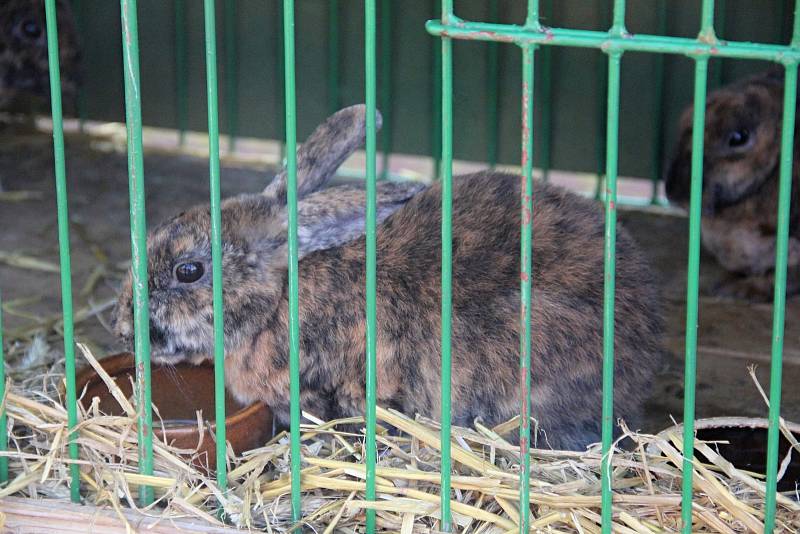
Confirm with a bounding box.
[0,0,799,532]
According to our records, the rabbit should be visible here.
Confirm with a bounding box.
[1,0,81,191]
[113,104,664,451]
[665,68,800,301]
[0,0,80,108]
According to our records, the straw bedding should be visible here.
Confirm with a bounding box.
[0,339,797,533]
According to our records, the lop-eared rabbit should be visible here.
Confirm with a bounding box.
[114,105,663,451]
[665,68,800,301]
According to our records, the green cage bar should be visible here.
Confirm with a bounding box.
[680,56,709,534]
[764,59,798,534]
[224,0,238,152]
[0,290,7,484]
[649,0,667,205]
[485,0,500,168]
[364,1,379,532]
[518,33,535,534]
[425,22,799,61]
[430,0,442,181]
[439,0,454,530]
[594,0,610,201]
[379,0,393,181]
[45,0,81,504]
[537,0,553,182]
[119,0,155,506]
[282,0,302,523]
[175,0,188,146]
[327,0,340,115]
[599,5,627,533]
[202,0,228,492]
[680,4,715,532]
[599,49,623,534]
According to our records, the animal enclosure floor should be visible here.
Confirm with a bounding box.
[1,122,799,441]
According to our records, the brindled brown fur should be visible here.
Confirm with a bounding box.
[0,0,80,108]
[665,68,800,300]
[114,105,664,451]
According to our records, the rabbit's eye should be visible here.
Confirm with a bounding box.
[727,128,750,148]
[20,19,42,39]
[175,262,205,283]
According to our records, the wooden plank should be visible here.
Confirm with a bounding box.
[0,497,242,533]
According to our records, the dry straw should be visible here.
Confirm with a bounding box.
[0,345,797,533]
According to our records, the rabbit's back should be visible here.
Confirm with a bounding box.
[296,172,663,450]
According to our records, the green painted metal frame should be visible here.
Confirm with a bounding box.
[280,0,303,523]
[426,0,798,532]
[8,1,794,533]
[202,0,229,493]
[45,0,81,503]
[118,0,155,506]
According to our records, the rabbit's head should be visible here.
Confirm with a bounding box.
[113,105,423,363]
[0,0,81,107]
[664,68,785,215]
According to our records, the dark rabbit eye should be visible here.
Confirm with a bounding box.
[21,19,42,39]
[727,128,750,148]
[175,261,205,283]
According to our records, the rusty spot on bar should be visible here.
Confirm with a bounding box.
[520,272,529,282]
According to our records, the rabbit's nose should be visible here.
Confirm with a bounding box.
[702,182,723,216]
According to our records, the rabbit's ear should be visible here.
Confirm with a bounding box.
[264,104,382,202]
[295,181,425,259]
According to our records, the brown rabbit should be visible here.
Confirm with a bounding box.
[665,68,800,301]
[0,0,81,108]
[1,0,81,191]
[114,105,664,451]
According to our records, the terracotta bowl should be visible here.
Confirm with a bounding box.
[71,352,273,471]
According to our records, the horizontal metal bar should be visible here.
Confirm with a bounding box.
[426,19,800,61]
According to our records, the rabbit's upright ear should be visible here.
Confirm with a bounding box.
[264,104,382,202]
[296,181,425,259]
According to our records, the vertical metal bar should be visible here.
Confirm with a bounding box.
[700,0,717,39]
[379,0,393,180]
[680,56,709,534]
[282,0,302,523]
[430,0,442,180]
[364,1,378,532]
[486,0,500,168]
[327,0,340,115]
[650,1,667,204]
[224,0,238,152]
[519,42,535,534]
[600,49,623,534]
[0,290,7,484]
[611,0,626,33]
[439,0,454,529]
[527,0,539,23]
[538,0,553,182]
[594,0,610,200]
[119,0,154,505]
[202,0,228,493]
[175,0,188,146]
[764,60,798,534]
[45,0,81,503]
